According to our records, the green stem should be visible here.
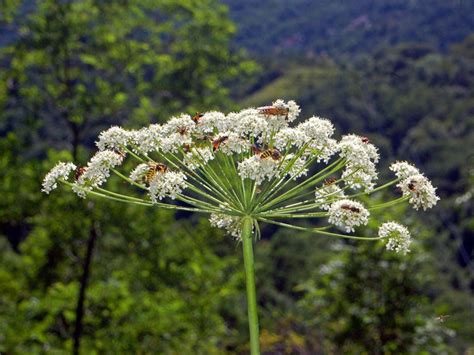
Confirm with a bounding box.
[241,217,260,355]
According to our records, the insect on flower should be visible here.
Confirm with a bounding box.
[340,203,361,213]
[212,136,228,151]
[192,112,204,123]
[259,148,282,161]
[324,177,337,185]
[145,163,168,184]
[75,167,86,181]
[183,144,191,153]
[177,126,188,135]
[258,105,289,119]
[361,136,370,144]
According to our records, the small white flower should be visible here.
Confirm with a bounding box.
[342,162,378,191]
[238,155,279,185]
[315,180,346,210]
[149,170,187,202]
[196,111,228,133]
[297,117,337,162]
[338,134,379,165]
[183,147,215,170]
[73,151,124,198]
[390,161,420,180]
[209,213,243,238]
[130,125,163,154]
[129,163,149,183]
[96,126,130,151]
[231,108,269,138]
[42,162,77,194]
[379,221,412,254]
[273,127,308,150]
[217,132,250,155]
[397,174,439,210]
[328,199,370,232]
[285,100,301,122]
[161,114,196,136]
[284,154,308,179]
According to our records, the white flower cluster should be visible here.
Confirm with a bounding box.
[297,116,337,162]
[209,213,242,238]
[42,162,77,194]
[397,173,439,210]
[149,171,187,202]
[129,163,150,183]
[96,126,130,151]
[315,180,346,210]
[73,151,124,198]
[238,155,280,185]
[42,99,439,244]
[379,221,412,254]
[338,135,379,191]
[328,199,370,232]
[390,161,420,180]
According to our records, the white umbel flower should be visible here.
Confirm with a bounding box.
[338,134,379,165]
[379,221,412,255]
[338,135,379,190]
[342,163,378,191]
[328,199,370,232]
[149,171,187,202]
[196,111,228,133]
[274,127,309,150]
[209,213,242,238]
[390,161,420,180]
[397,174,439,210]
[238,155,279,185]
[286,100,301,122]
[297,116,337,162]
[42,162,77,194]
[129,163,149,183]
[73,151,124,198]
[96,126,130,151]
[217,132,250,155]
[161,114,196,136]
[130,125,163,154]
[231,108,269,138]
[315,181,346,210]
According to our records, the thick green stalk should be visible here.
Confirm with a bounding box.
[241,217,260,355]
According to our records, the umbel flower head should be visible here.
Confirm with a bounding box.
[43,99,439,253]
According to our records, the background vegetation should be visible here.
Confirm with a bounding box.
[0,0,472,353]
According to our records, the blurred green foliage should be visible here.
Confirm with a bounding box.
[0,0,472,353]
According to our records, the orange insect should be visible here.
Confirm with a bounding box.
[145,163,168,184]
[258,105,289,119]
[75,167,86,180]
[177,126,188,135]
[192,112,204,123]
[183,144,191,153]
[340,204,360,213]
[259,148,282,160]
[212,136,228,151]
[324,177,337,185]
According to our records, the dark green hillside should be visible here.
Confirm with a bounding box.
[224,0,474,57]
